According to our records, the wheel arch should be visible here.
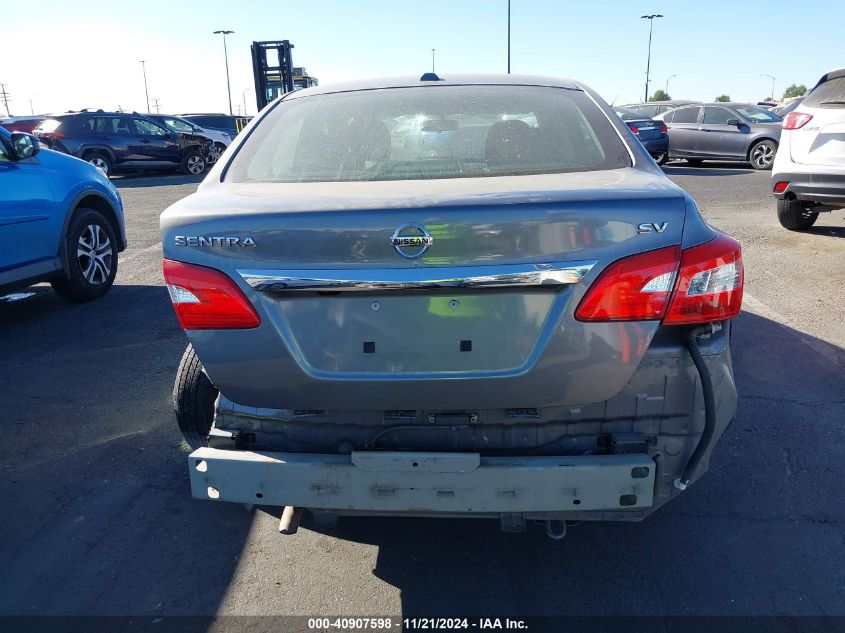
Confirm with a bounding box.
[57,191,125,278]
[747,136,779,160]
[78,145,118,163]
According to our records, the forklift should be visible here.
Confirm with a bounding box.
[251,40,318,112]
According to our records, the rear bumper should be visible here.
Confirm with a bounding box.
[189,448,656,515]
[772,170,845,207]
[641,137,668,154]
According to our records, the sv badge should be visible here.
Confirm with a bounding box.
[638,222,668,235]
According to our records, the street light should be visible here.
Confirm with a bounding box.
[760,74,775,100]
[665,73,678,95]
[213,30,235,115]
[641,14,663,102]
[242,88,252,117]
[140,60,150,113]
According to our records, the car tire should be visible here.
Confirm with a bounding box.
[654,152,668,166]
[749,139,777,170]
[209,142,226,164]
[50,208,118,301]
[777,198,818,231]
[173,344,218,449]
[181,150,207,175]
[83,151,112,176]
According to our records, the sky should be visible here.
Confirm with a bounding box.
[2,0,843,117]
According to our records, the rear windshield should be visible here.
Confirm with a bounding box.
[803,76,845,108]
[35,118,62,133]
[226,85,631,183]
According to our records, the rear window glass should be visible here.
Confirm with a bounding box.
[35,119,62,133]
[227,85,631,183]
[671,107,700,124]
[188,116,229,128]
[803,76,845,108]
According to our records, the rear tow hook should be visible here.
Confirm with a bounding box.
[545,520,567,541]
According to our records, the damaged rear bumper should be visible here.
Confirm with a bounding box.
[189,448,655,515]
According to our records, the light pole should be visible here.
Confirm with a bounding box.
[507,0,511,74]
[140,60,150,113]
[665,73,678,96]
[213,30,235,115]
[760,74,775,100]
[242,88,252,116]
[641,14,663,102]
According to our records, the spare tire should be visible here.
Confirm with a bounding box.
[173,344,218,449]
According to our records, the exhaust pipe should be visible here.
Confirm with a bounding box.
[279,506,304,534]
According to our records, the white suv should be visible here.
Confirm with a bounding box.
[772,68,845,230]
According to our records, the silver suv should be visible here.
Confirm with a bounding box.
[772,68,845,230]
[161,75,743,536]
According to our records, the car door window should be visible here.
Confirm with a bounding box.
[163,117,194,133]
[671,107,701,124]
[663,110,675,123]
[703,107,734,124]
[133,118,169,137]
[95,117,133,135]
[0,138,9,161]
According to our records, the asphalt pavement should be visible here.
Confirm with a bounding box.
[0,163,843,630]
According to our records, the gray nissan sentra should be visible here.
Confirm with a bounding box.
[160,74,743,537]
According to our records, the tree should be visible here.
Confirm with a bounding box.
[715,94,731,102]
[783,84,807,99]
[649,89,671,102]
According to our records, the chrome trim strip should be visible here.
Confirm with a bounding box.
[238,261,597,293]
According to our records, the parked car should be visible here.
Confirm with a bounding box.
[663,103,782,169]
[613,107,669,164]
[144,114,231,164]
[161,74,744,537]
[772,68,845,230]
[620,100,700,119]
[0,116,46,134]
[179,113,251,139]
[33,111,212,177]
[772,97,804,117]
[0,126,126,300]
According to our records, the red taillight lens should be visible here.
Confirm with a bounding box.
[658,123,668,134]
[783,112,813,130]
[162,259,260,330]
[575,246,680,322]
[627,124,640,136]
[773,181,789,193]
[663,234,743,325]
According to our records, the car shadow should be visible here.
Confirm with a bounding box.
[663,161,753,176]
[805,224,845,238]
[112,172,206,189]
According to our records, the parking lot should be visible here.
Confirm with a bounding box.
[1,164,843,627]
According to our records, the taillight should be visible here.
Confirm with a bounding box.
[663,233,743,325]
[575,246,680,321]
[575,233,743,325]
[627,124,640,136]
[783,112,813,130]
[773,181,789,193]
[162,259,260,329]
[658,123,668,134]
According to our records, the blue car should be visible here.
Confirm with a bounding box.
[0,126,126,301]
[613,107,669,165]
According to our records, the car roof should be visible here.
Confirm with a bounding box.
[814,67,845,88]
[283,74,582,100]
